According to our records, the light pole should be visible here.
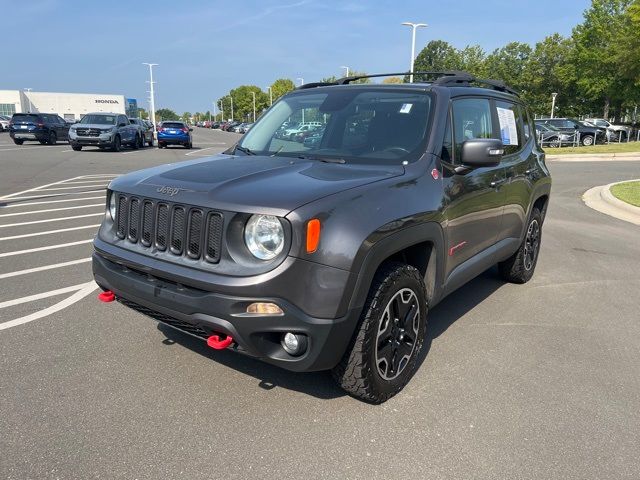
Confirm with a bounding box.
[340,66,350,77]
[228,95,234,121]
[24,88,33,112]
[297,77,304,86]
[142,63,158,136]
[220,100,224,123]
[266,86,273,106]
[550,92,558,118]
[401,22,427,83]
[251,91,256,122]
[213,102,217,122]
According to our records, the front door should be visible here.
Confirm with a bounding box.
[442,97,505,278]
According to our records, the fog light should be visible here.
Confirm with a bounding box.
[281,332,308,356]
[246,302,283,315]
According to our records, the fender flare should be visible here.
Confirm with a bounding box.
[346,221,446,313]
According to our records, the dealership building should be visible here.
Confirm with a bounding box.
[0,90,138,121]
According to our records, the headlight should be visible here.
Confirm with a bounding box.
[109,193,116,220]
[244,214,284,260]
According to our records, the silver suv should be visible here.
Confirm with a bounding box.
[69,112,139,152]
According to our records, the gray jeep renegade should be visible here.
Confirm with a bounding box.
[93,72,551,403]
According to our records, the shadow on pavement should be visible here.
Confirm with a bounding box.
[157,267,505,401]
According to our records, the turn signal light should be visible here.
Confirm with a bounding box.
[246,302,283,315]
[306,218,321,253]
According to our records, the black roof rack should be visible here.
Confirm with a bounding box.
[296,70,519,97]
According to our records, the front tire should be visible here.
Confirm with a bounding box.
[581,135,594,146]
[71,145,82,151]
[13,139,24,145]
[111,135,121,152]
[147,136,154,147]
[48,132,57,145]
[132,134,140,149]
[332,262,427,404]
[499,207,542,284]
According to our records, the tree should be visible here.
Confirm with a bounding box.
[322,69,371,84]
[181,111,192,123]
[270,78,296,101]
[459,45,487,77]
[570,0,635,118]
[137,107,149,120]
[413,40,464,73]
[382,77,404,84]
[155,108,179,121]
[484,42,533,94]
[225,85,269,122]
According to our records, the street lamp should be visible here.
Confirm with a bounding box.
[219,100,224,123]
[297,77,304,86]
[401,22,427,83]
[24,88,33,112]
[142,63,158,135]
[340,66,350,77]
[228,95,234,121]
[550,92,558,119]
[251,91,256,122]
[266,86,273,106]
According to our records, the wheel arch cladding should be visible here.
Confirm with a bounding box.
[348,221,445,313]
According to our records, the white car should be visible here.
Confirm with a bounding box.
[584,118,632,141]
[0,115,10,132]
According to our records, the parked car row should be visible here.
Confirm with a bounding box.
[5,112,192,150]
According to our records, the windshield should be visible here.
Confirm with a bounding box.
[80,114,117,125]
[238,88,432,164]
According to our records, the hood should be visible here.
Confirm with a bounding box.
[108,154,404,216]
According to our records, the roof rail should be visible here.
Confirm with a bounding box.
[295,70,520,96]
[433,74,520,96]
[334,71,463,85]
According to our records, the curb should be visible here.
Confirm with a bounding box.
[583,180,640,226]
[547,152,640,162]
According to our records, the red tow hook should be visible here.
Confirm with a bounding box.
[207,334,233,350]
[98,290,115,303]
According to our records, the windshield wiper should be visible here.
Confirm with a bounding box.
[234,145,256,155]
[297,155,346,164]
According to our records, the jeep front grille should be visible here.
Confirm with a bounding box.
[115,194,223,263]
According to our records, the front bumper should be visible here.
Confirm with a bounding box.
[92,249,360,372]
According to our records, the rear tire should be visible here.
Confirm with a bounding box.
[71,145,82,151]
[499,207,542,284]
[148,136,154,147]
[48,132,57,145]
[13,139,24,145]
[332,262,427,404]
[132,134,140,149]
[185,142,192,149]
[158,143,165,149]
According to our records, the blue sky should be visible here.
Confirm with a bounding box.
[5,0,590,113]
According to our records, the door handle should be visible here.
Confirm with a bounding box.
[490,179,506,187]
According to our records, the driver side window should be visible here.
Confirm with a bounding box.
[451,98,494,160]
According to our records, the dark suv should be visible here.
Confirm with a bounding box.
[93,72,551,403]
[9,113,70,145]
[536,117,606,146]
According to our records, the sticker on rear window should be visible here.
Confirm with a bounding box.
[399,103,413,114]
[497,107,519,146]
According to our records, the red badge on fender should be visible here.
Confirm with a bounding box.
[431,168,440,180]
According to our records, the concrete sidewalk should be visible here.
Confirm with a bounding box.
[547,152,640,162]
[583,180,640,226]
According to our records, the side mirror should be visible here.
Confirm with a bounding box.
[460,138,504,167]
[189,128,193,132]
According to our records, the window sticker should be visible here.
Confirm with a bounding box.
[399,103,413,114]
[497,107,518,146]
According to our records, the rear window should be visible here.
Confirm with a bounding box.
[12,114,40,123]
[161,122,185,128]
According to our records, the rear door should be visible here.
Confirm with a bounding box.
[57,116,70,139]
[493,100,535,243]
[443,97,505,277]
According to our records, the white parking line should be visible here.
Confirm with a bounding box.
[60,180,114,185]
[0,281,98,331]
[185,146,224,156]
[1,196,105,208]
[0,145,67,152]
[0,224,100,241]
[0,190,105,201]
[0,204,103,218]
[36,185,108,191]
[0,258,91,280]
[0,239,93,258]
[0,283,92,309]
[0,212,103,228]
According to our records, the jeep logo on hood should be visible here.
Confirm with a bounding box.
[156,186,183,196]
[95,99,119,104]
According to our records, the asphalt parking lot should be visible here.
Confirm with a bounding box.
[1,129,639,479]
